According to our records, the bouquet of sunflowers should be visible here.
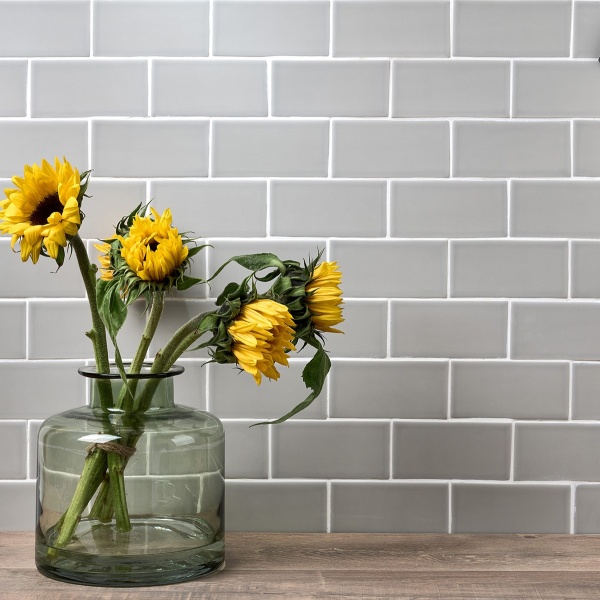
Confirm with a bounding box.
[0,157,343,554]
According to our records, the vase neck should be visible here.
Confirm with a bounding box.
[81,366,183,411]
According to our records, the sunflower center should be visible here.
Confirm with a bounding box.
[29,193,63,226]
[148,240,159,252]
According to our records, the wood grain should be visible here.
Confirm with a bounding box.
[3,533,600,599]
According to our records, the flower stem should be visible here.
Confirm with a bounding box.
[51,450,108,551]
[71,234,112,407]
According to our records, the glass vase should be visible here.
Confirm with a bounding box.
[35,364,225,587]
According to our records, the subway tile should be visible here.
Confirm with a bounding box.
[515,424,600,481]
[222,420,268,479]
[511,180,600,238]
[331,482,448,533]
[392,60,509,117]
[0,60,27,116]
[573,2,600,58]
[92,120,209,177]
[272,421,390,479]
[391,301,508,359]
[512,302,600,360]
[79,180,147,240]
[333,0,450,58]
[514,62,600,118]
[210,360,326,420]
[451,361,569,420]
[454,0,571,57]
[168,359,207,412]
[0,240,85,298]
[226,481,327,532]
[0,1,89,57]
[391,181,507,238]
[151,180,267,238]
[330,240,447,298]
[94,0,209,57]
[572,242,600,299]
[270,180,386,238]
[574,121,600,177]
[29,300,145,360]
[453,484,570,533]
[333,121,449,178]
[208,239,326,297]
[450,240,568,298]
[272,60,389,117]
[0,302,26,358]
[572,363,600,420]
[212,120,329,177]
[393,422,511,480]
[152,60,267,117]
[28,420,42,479]
[0,121,88,178]
[575,485,600,533]
[0,421,27,478]
[31,60,147,118]
[453,121,570,178]
[325,300,388,359]
[329,360,448,419]
[0,481,35,531]
[150,299,215,360]
[213,1,329,57]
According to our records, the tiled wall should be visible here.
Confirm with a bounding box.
[1,0,600,534]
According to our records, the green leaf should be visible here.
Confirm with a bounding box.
[176,276,204,291]
[252,344,331,426]
[96,279,127,339]
[187,244,211,259]
[207,252,286,284]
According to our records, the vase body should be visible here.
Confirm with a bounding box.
[35,365,225,587]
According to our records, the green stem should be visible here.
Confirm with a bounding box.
[51,451,108,551]
[118,292,165,412]
[71,234,112,408]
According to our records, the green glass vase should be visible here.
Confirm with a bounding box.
[35,364,225,587]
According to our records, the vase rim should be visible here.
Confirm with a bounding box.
[78,363,185,380]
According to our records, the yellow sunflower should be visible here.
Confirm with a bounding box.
[0,158,82,264]
[94,235,117,281]
[228,299,296,385]
[118,208,189,282]
[305,262,344,334]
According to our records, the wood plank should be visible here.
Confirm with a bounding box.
[3,533,600,599]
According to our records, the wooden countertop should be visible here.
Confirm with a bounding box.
[2,532,600,599]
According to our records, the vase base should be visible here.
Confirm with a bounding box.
[36,516,224,587]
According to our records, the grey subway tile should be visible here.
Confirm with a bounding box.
[330,240,447,298]
[331,482,448,533]
[512,302,600,360]
[454,0,571,57]
[330,360,448,419]
[272,421,390,479]
[391,301,508,359]
[393,422,512,480]
[391,181,507,238]
[450,240,568,298]
[515,424,600,481]
[451,361,569,420]
[453,484,570,533]
[226,481,327,532]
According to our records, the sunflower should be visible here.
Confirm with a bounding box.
[0,158,82,264]
[94,235,118,281]
[305,261,344,334]
[118,208,189,283]
[228,299,296,385]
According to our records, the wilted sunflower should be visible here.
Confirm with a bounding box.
[119,208,189,283]
[305,261,344,334]
[0,158,83,264]
[228,299,296,385]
